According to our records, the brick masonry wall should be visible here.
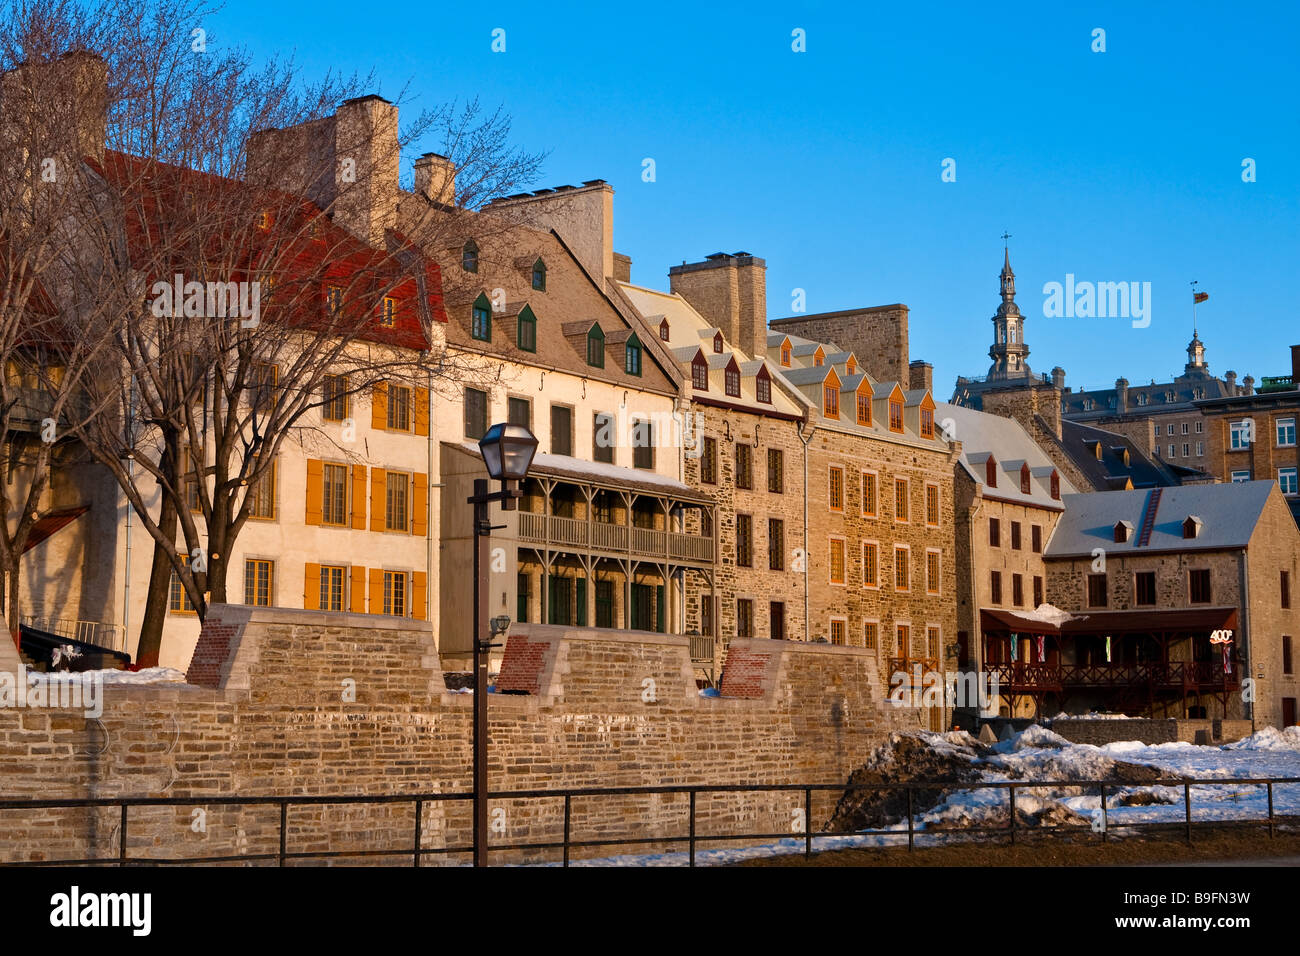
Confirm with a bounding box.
[0,608,916,865]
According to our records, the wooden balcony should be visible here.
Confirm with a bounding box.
[984,661,1240,694]
[517,511,714,565]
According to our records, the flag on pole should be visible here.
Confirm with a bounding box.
[1194,291,1209,304]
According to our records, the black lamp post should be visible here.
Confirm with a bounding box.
[468,423,537,866]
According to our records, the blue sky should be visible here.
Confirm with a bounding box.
[209,0,1298,392]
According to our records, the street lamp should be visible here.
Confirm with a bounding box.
[468,423,537,867]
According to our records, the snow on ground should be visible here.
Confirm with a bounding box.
[41,666,189,685]
[526,724,1300,867]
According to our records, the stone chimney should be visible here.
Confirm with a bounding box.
[485,180,614,282]
[1243,375,1255,396]
[908,360,933,393]
[1225,370,1237,397]
[414,152,456,205]
[1,50,108,165]
[1051,366,1066,390]
[247,94,399,247]
[1115,377,1129,413]
[669,252,767,360]
[981,381,1063,441]
[613,252,632,283]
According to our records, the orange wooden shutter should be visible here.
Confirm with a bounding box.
[414,387,429,436]
[368,567,384,614]
[370,468,387,531]
[371,382,388,430]
[303,563,321,610]
[412,571,427,620]
[412,473,428,536]
[350,566,366,613]
[350,465,367,529]
[305,460,323,525]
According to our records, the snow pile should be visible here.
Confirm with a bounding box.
[1049,711,1133,721]
[1225,725,1300,751]
[77,667,187,685]
[1016,604,1076,627]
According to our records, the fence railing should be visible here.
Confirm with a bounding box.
[20,616,127,654]
[2,775,1296,867]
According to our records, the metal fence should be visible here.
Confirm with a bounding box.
[20,616,127,654]
[1,775,1297,867]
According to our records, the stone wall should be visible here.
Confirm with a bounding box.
[1052,718,1254,746]
[769,305,909,384]
[0,607,914,865]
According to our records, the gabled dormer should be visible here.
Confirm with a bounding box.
[690,349,709,391]
[1183,515,1203,539]
[1114,520,1134,543]
[985,454,998,488]
[712,330,724,354]
[724,356,741,397]
[885,383,906,433]
[813,345,825,367]
[855,379,873,426]
[777,336,792,367]
[821,366,842,418]
[1050,470,1060,500]
[1020,462,1031,494]
[659,317,670,341]
[755,364,772,404]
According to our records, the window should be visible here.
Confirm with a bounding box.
[925,484,939,526]
[857,392,872,426]
[1231,470,1251,482]
[864,622,878,650]
[551,405,573,457]
[725,364,740,397]
[1196,442,1204,456]
[862,542,878,588]
[1283,570,1291,610]
[1020,463,1031,495]
[829,538,845,585]
[894,478,909,523]
[387,384,412,431]
[1230,420,1252,450]
[659,318,670,341]
[471,293,492,342]
[712,331,723,354]
[319,565,345,612]
[756,369,771,404]
[780,344,791,366]
[1169,445,1176,458]
[517,306,537,352]
[1032,575,1043,608]
[633,419,654,469]
[464,388,487,440]
[531,258,546,291]
[1031,525,1042,553]
[379,296,397,327]
[830,618,847,646]
[829,467,844,511]
[861,472,877,517]
[985,458,998,487]
[768,449,784,494]
[587,326,605,367]
[1279,467,1298,496]
[896,624,910,656]
[701,594,714,636]
[736,444,752,490]
[382,570,407,616]
[322,463,348,526]
[593,412,614,464]
[385,472,410,531]
[692,356,709,390]
[1167,424,1174,436]
[251,362,278,412]
[624,335,642,376]
[823,383,838,418]
[990,571,1002,605]
[248,457,277,519]
[770,602,785,641]
[323,374,349,421]
[169,554,195,614]
[988,517,1001,547]
[507,396,531,429]
[1189,569,1211,603]
[889,399,903,433]
[736,514,753,568]
[1195,420,1203,433]
[768,519,784,570]
[1050,472,1060,499]
[926,550,940,595]
[244,559,273,607]
[1087,573,1107,608]
[1010,521,1021,550]
[701,437,717,484]
[894,546,910,591]
[737,599,753,639]
[814,349,824,367]
[921,407,934,439]
[462,240,479,273]
[1181,422,1189,435]
[1284,635,1294,676]
[325,285,343,314]
[1278,418,1296,447]
[1135,571,1156,606]
[1012,574,1023,607]
[1183,443,1190,458]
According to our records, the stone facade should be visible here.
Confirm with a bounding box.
[769,304,910,384]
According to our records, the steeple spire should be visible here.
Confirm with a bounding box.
[987,237,1030,381]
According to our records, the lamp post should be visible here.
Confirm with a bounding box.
[468,423,537,866]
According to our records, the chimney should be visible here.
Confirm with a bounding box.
[1115,377,1129,413]
[1,51,108,165]
[613,252,632,283]
[247,94,399,247]
[908,360,933,393]
[1292,345,1300,386]
[1051,366,1066,389]
[669,252,767,360]
[414,152,456,205]
[485,180,614,281]
[1243,374,1255,396]
[1225,370,1237,397]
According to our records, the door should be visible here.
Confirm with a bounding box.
[548,576,573,626]
[595,580,613,628]
[1284,698,1297,727]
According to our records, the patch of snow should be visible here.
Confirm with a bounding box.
[97,667,187,685]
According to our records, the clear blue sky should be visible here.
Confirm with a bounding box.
[209,0,1298,392]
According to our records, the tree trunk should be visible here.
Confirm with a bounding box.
[134,492,178,668]
[7,562,20,652]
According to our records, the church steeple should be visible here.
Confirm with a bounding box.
[987,236,1031,381]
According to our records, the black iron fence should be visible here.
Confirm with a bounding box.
[1,775,1297,867]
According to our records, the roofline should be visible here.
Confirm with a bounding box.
[770,304,907,324]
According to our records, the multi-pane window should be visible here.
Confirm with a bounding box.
[926,550,940,595]
[925,484,939,526]
[768,519,784,570]
[593,412,614,464]
[736,444,752,490]
[385,472,410,531]
[1231,470,1251,482]
[551,405,573,457]
[856,393,871,426]
[862,542,878,588]
[1031,525,1042,553]
[829,467,844,511]
[1012,574,1024,607]
[323,374,348,421]
[1279,467,1298,496]
[894,546,910,591]
[462,240,479,272]
[1087,573,1108,608]
[1032,575,1043,608]
[990,571,1002,604]
[781,344,791,366]
[632,419,654,469]
[471,298,491,341]
[861,472,877,517]
[531,259,546,292]
[383,570,406,616]
[920,408,935,439]
[1189,568,1212,603]
[692,358,708,390]
[700,595,714,636]
[323,463,348,525]
[736,514,753,568]
[768,449,784,493]
[701,437,717,484]
[725,366,740,397]
[894,478,908,522]
[319,565,345,611]
[387,384,412,431]
[326,285,343,313]
[823,384,838,418]
[756,372,771,404]
[829,618,847,646]
[517,308,536,352]
[927,627,940,659]
[464,387,488,440]
[507,396,531,428]
[896,624,910,656]
[1135,571,1156,606]
[1230,420,1252,450]
[244,559,273,607]
[169,554,195,613]
[864,622,878,650]
[586,326,605,367]
[989,517,1001,547]
[1278,418,1297,447]
[248,457,277,519]
[889,400,903,432]
[380,296,397,327]
[829,538,845,585]
[1010,521,1021,550]
[736,599,753,639]
[251,362,277,412]
[625,336,642,375]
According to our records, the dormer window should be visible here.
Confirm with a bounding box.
[847,358,856,375]
[256,210,271,230]
[1165,391,1175,403]
[985,457,997,488]
[814,349,824,367]
[1050,471,1060,500]
[587,325,605,368]
[725,361,740,398]
[888,398,903,433]
[462,240,479,273]
[756,367,771,404]
[823,384,839,418]
[659,318,670,341]
[691,353,708,390]
[325,285,343,314]
[781,344,791,366]
[1020,463,1031,495]
[516,305,537,352]
[471,292,492,342]
[920,407,934,439]
[1183,516,1202,539]
[713,331,723,354]
[379,296,397,327]
[1114,521,1133,543]
[857,391,871,426]
[1137,393,1148,406]
[531,258,546,291]
[625,333,642,376]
